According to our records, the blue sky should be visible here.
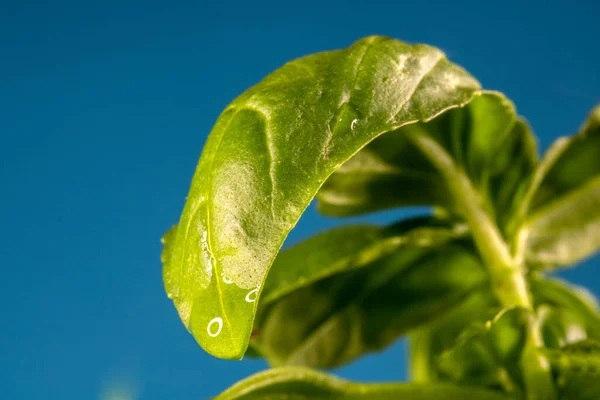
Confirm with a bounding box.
[1,0,598,399]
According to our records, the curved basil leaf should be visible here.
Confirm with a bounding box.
[163,35,481,359]
[214,367,513,400]
[543,340,600,400]
[517,104,600,268]
[317,92,537,227]
[530,276,600,346]
[437,307,530,395]
[251,228,485,368]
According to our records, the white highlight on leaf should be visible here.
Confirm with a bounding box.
[566,324,587,343]
[207,317,223,337]
[351,119,358,130]
[200,231,217,273]
[397,54,408,71]
[338,91,350,107]
[444,73,461,89]
[245,288,259,303]
[222,275,233,284]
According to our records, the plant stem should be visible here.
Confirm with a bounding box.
[407,132,556,400]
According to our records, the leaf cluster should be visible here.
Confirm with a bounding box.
[161,36,600,399]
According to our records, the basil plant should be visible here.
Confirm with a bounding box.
[161,36,600,400]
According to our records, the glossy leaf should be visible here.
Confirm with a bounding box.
[214,367,513,400]
[436,307,530,394]
[162,35,481,359]
[544,340,600,400]
[251,221,484,368]
[317,92,537,228]
[517,104,600,268]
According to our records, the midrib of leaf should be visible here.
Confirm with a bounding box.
[245,103,277,219]
[203,106,240,344]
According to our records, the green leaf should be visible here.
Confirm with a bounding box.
[160,225,178,264]
[251,218,480,368]
[214,367,514,400]
[258,217,464,305]
[162,35,482,359]
[517,104,600,268]
[317,92,537,227]
[410,290,500,382]
[530,276,600,347]
[436,307,531,394]
[543,340,600,400]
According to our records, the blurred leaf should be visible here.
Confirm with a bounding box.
[162,35,481,359]
[543,340,600,400]
[409,290,500,382]
[259,217,465,305]
[537,305,589,350]
[317,92,536,227]
[489,120,537,233]
[436,307,531,395]
[517,104,600,268]
[251,219,484,368]
[530,276,600,347]
[214,367,513,400]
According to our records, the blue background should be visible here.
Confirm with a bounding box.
[1,0,599,398]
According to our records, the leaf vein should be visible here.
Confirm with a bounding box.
[391,53,445,122]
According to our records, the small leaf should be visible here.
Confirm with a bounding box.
[251,219,483,368]
[436,307,531,394]
[163,35,481,359]
[530,276,600,346]
[409,290,500,382]
[543,340,600,400]
[214,367,514,400]
[537,305,589,350]
[517,104,600,268]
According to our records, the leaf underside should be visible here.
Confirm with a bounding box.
[518,105,600,268]
[250,217,483,368]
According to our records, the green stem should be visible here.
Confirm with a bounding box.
[408,132,556,400]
